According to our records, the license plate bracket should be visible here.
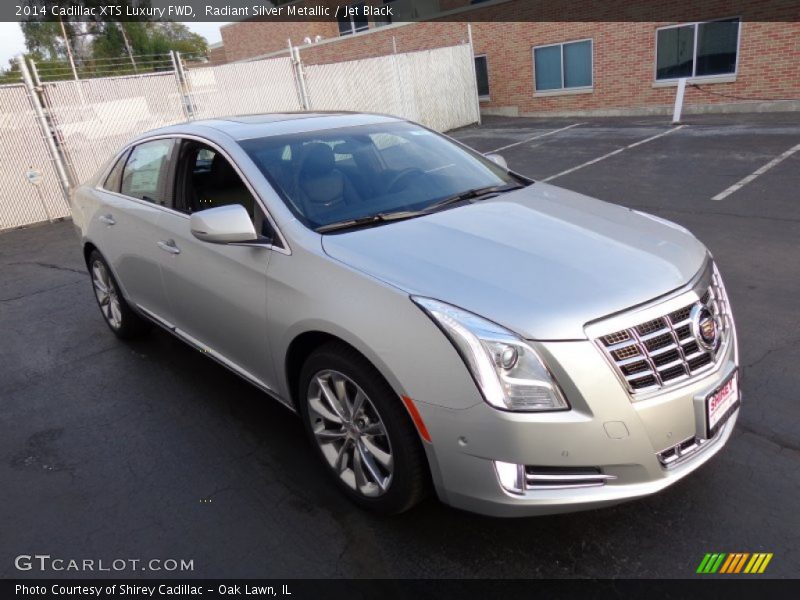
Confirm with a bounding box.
[705,370,740,439]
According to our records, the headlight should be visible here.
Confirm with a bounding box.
[412,297,569,412]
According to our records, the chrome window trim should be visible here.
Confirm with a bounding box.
[95,133,292,256]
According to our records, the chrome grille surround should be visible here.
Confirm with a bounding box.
[588,259,734,398]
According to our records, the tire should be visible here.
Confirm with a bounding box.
[298,341,428,514]
[88,250,150,339]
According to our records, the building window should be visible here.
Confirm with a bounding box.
[474,55,490,99]
[374,0,394,27]
[656,18,740,80]
[533,39,593,92]
[338,3,369,36]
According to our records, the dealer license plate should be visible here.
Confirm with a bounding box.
[706,370,739,438]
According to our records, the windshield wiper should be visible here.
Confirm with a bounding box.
[316,210,423,233]
[316,184,524,233]
[423,183,524,212]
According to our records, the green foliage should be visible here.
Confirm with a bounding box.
[17,0,209,80]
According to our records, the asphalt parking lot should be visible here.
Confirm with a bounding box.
[1,112,799,579]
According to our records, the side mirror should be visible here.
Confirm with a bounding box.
[485,153,508,169]
[190,205,257,244]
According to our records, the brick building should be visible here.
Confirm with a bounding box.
[215,0,800,117]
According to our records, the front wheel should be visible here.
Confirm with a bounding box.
[298,342,429,514]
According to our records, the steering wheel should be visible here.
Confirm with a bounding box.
[386,168,426,194]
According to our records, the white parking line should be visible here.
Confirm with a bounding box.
[488,123,583,153]
[542,125,686,182]
[711,142,800,201]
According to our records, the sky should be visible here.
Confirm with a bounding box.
[0,21,228,70]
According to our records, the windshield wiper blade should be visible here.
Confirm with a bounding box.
[316,184,524,233]
[316,210,423,233]
[424,183,524,212]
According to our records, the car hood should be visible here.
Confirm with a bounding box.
[321,183,708,340]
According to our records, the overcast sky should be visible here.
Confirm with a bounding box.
[0,22,228,69]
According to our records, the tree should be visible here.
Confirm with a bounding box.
[18,0,208,78]
[92,22,207,61]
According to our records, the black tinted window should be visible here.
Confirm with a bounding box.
[657,25,695,79]
[656,20,739,80]
[120,139,173,206]
[475,56,490,98]
[696,19,739,77]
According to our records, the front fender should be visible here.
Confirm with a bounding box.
[265,244,482,412]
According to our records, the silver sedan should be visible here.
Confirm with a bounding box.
[70,113,740,516]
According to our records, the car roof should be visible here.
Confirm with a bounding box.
[138,112,406,142]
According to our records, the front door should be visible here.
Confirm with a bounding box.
[156,140,277,390]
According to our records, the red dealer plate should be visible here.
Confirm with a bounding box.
[706,370,740,438]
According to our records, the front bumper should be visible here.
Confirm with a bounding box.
[413,333,739,517]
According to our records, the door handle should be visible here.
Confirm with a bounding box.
[99,214,116,226]
[157,239,181,255]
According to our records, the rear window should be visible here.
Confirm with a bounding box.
[102,150,129,192]
[120,139,173,206]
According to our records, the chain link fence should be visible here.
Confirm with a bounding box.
[184,57,303,119]
[0,84,71,230]
[40,72,187,184]
[1,39,481,232]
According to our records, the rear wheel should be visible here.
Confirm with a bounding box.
[298,342,428,514]
[88,250,150,339]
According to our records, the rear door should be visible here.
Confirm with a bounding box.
[93,138,176,320]
[155,138,278,389]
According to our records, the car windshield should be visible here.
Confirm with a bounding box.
[239,120,522,231]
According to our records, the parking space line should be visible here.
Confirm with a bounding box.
[711,142,800,201]
[488,123,583,153]
[542,125,686,182]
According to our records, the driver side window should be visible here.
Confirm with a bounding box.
[176,141,277,242]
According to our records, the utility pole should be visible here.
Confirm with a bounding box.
[117,22,138,73]
[59,17,79,81]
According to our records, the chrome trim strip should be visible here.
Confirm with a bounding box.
[658,412,735,470]
[525,473,617,482]
[136,304,295,412]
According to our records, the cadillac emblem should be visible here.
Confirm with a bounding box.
[690,304,722,351]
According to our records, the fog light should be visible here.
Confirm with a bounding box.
[494,460,525,495]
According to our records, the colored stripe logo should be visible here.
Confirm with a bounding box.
[696,553,773,574]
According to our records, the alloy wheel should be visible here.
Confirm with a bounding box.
[91,259,122,329]
[307,369,394,497]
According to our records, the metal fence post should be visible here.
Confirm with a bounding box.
[172,50,195,120]
[28,57,42,87]
[289,40,310,111]
[17,55,73,207]
[467,24,482,126]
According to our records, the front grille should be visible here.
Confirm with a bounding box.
[596,266,732,396]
